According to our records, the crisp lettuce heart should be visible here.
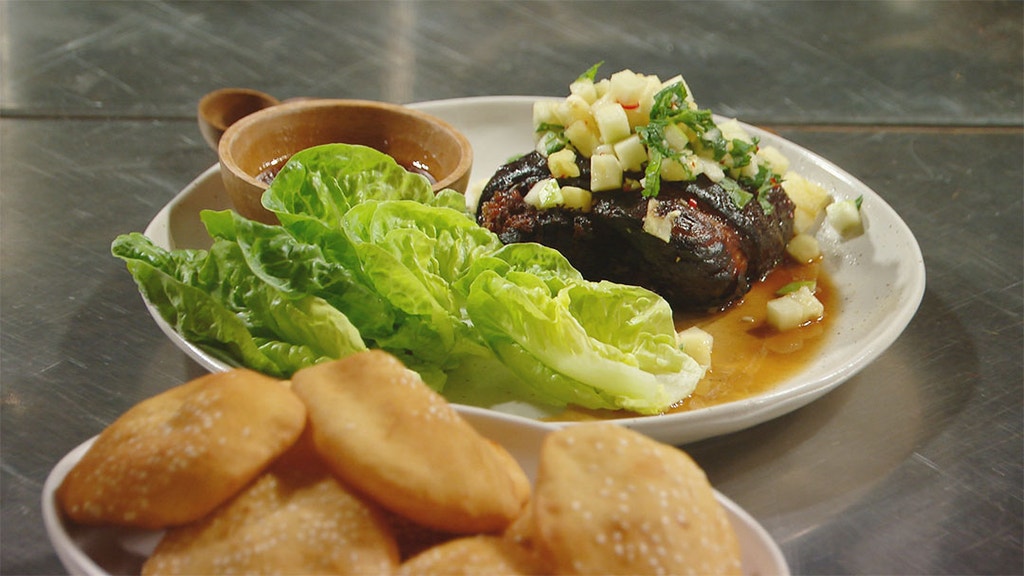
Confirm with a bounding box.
[262,143,466,225]
[111,232,366,378]
[113,143,705,414]
[464,252,703,414]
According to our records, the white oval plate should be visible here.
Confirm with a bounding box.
[43,410,789,576]
[142,96,926,445]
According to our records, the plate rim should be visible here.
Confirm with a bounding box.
[140,95,926,445]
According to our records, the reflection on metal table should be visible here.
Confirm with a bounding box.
[2,2,1021,574]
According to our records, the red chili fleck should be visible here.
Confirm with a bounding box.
[687,198,699,208]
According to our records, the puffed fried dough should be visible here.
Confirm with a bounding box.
[397,534,543,576]
[385,509,457,561]
[142,429,399,576]
[501,501,548,571]
[57,369,306,529]
[532,423,742,575]
[291,350,530,534]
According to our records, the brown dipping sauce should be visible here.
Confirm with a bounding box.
[256,154,437,185]
[255,155,291,185]
[552,258,835,421]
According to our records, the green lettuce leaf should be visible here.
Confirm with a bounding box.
[200,209,396,343]
[261,143,465,224]
[111,232,366,378]
[336,199,502,367]
[113,143,706,414]
[463,244,703,414]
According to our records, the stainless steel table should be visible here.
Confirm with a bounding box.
[2,1,1020,574]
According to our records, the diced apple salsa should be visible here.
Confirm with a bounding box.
[521,64,869,332]
[532,65,790,202]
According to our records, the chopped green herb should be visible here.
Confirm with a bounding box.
[718,177,753,209]
[650,81,690,116]
[729,163,783,215]
[776,280,816,296]
[635,123,670,158]
[535,124,569,155]
[728,137,758,168]
[650,84,718,148]
[683,111,726,161]
[636,82,708,198]
[577,61,604,82]
[535,122,565,133]
[619,80,784,211]
[642,150,663,199]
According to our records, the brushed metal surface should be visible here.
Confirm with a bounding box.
[2,1,1020,574]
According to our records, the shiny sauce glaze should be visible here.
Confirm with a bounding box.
[552,258,834,421]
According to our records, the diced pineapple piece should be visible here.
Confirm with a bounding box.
[660,74,684,87]
[792,208,819,235]
[589,92,612,113]
[659,156,691,182]
[826,197,864,237]
[569,78,598,104]
[592,101,632,145]
[697,156,725,183]
[565,119,601,157]
[642,198,679,243]
[559,93,593,125]
[786,233,821,263]
[560,186,593,212]
[663,123,690,152]
[783,171,832,216]
[608,69,648,109]
[676,123,700,146]
[594,78,610,99]
[766,286,824,331]
[592,143,614,157]
[523,178,563,210]
[758,145,790,174]
[590,154,623,191]
[623,177,643,193]
[736,157,761,180]
[623,105,650,129]
[624,75,661,128]
[718,118,753,145]
[465,177,488,214]
[533,100,561,131]
[613,134,647,172]
[609,71,654,127]
[676,326,713,370]
[547,148,580,179]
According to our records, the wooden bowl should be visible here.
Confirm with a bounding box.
[197,88,280,150]
[217,98,473,224]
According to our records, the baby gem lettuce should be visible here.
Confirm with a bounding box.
[112,144,705,415]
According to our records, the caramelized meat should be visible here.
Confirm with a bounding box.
[476,151,795,311]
